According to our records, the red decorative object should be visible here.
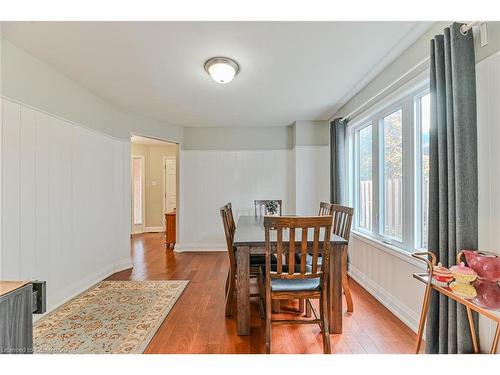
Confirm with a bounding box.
[463,250,500,282]
[432,263,454,285]
[473,279,500,310]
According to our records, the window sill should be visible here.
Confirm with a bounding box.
[350,230,426,270]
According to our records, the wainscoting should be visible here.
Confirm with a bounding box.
[178,149,294,250]
[476,51,500,353]
[177,146,330,251]
[1,98,132,316]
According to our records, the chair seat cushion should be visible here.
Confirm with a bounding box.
[259,265,320,292]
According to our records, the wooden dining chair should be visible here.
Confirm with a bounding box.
[258,216,333,354]
[220,203,237,316]
[254,199,282,217]
[220,202,275,317]
[314,202,354,313]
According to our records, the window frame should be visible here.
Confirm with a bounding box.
[347,72,429,252]
[414,88,431,250]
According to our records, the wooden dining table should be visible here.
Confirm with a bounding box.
[232,215,348,336]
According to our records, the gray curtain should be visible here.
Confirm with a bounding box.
[330,118,347,204]
[426,22,478,354]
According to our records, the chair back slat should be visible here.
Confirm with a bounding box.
[311,226,320,274]
[264,216,333,281]
[254,200,283,217]
[276,227,283,274]
[300,227,308,274]
[288,227,295,274]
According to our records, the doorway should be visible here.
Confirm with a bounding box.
[130,135,179,237]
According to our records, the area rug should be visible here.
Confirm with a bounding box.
[33,280,189,354]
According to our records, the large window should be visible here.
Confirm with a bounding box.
[350,79,430,251]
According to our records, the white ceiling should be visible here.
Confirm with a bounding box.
[2,21,432,127]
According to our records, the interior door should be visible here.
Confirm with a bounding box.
[164,157,176,213]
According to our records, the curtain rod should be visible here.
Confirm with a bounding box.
[460,21,482,35]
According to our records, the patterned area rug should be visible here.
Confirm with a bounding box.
[33,280,188,354]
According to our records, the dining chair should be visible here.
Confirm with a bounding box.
[306,202,354,313]
[220,203,275,317]
[258,215,333,354]
[254,199,282,217]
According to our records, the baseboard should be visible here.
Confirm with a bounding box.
[34,256,133,322]
[348,264,420,333]
[145,226,164,233]
[174,243,226,252]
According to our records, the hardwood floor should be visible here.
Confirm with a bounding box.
[106,233,422,354]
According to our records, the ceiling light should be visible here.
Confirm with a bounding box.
[204,57,239,84]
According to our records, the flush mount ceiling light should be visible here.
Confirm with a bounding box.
[204,57,239,84]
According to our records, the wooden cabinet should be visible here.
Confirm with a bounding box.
[0,282,33,354]
[165,210,176,249]
[0,280,46,354]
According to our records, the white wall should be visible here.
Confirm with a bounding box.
[294,146,330,215]
[0,98,131,314]
[177,149,294,250]
[476,51,500,353]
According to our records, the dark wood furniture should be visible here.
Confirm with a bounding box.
[0,280,46,354]
[302,202,354,316]
[412,251,500,354]
[254,200,282,217]
[318,202,354,313]
[220,203,269,317]
[259,216,333,353]
[233,215,347,336]
[164,210,176,249]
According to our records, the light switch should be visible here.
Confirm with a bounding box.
[152,181,157,186]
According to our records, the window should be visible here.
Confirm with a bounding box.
[358,125,373,231]
[382,109,403,241]
[132,156,144,225]
[349,77,430,251]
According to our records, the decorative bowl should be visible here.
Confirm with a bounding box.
[463,250,500,282]
[472,279,500,310]
[432,263,454,285]
[450,262,477,283]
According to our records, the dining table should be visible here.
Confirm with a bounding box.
[232,215,349,336]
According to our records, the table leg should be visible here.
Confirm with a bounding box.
[491,322,500,354]
[415,280,432,353]
[236,246,250,336]
[466,306,479,354]
[329,243,343,334]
